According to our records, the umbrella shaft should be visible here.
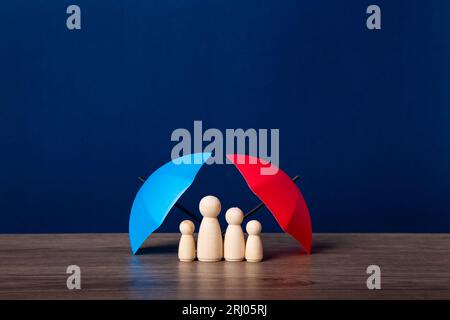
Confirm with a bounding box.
[174,203,201,223]
[243,175,300,221]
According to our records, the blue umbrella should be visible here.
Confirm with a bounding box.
[129,152,211,254]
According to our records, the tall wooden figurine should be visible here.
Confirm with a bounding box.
[224,207,245,261]
[245,220,263,262]
[197,195,223,262]
[178,220,196,262]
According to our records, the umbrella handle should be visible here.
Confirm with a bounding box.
[221,175,301,236]
[242,175,300,221]
[137,176,201,223]
[174,203,201,223]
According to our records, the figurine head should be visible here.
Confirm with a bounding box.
[225,207,244,225]
[246,220,262,235]
[199,195,221,218]
[179,220,195,235]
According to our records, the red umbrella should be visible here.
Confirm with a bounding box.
[227,154,312,254]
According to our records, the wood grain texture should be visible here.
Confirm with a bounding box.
[0,233,449,299]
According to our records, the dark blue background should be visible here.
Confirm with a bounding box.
[1,0,449,233]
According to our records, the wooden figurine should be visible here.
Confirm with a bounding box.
[224,207,245,261]
[245,220,263,262]
[197,195,223,262]
[178,220,196,262]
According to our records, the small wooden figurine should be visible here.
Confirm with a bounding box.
[245,220,263,262]
[178,220,196,262]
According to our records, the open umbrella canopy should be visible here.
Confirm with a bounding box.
[227,154,312,254]
[129,153,211,254]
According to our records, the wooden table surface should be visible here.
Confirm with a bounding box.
[0,233,449,299]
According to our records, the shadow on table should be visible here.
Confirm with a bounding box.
[265,248,300,260]
[136,244,178,255]
[311,242,335,254]
[135,237,335,256]
[265,242,335,259]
